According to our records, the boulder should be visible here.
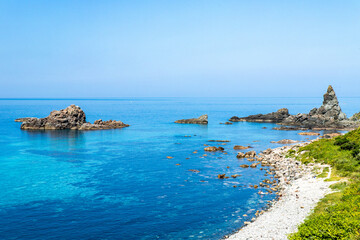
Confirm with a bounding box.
[250,163,259,168]
[236,152,246,158]
[18,105,129,130]
[240,164,249,168]
[218,174,227,179]
[236,151,256,158]
[204,146,224,152]
[175,115,208,124]
[245,151,256,158]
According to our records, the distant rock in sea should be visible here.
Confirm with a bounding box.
[17,105,130,130]
[229,108,290,123]
[175,115,208,124]
[229,85,360,130]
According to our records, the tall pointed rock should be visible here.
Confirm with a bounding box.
[311,85,347,120]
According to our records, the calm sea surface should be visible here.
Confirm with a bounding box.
[0,97,359,239]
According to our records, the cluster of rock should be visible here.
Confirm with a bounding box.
[16,105,129,130]
[255,144,314,195]
[236,151,256,159]
[229,86,360,130]
[175,115,208,124]
[204,146,224,152]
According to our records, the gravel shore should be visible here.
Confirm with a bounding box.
[225,142,335,240]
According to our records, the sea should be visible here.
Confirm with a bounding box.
[0,97,359,240]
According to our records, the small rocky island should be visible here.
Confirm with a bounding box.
[175,115,208,124]
[229,85,360,130]
[16,105,130,130]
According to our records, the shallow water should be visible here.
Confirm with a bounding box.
[0,97,359,239]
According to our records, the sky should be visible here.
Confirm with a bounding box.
[0,0,359,98]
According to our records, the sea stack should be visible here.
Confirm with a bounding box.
[16,105,130,130]
[229,85,360,130]
[175,115,208,124]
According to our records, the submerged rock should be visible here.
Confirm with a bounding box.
[18,105,129,130]
[208,140,230,142]
[175,115,208,124]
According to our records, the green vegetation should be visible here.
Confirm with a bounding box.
[288,128,360,240]
[317,167,329,178]
[350,112,360,121]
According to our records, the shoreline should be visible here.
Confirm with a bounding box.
[224,141,336,240]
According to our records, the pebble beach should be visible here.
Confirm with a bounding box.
[225,142,335,240]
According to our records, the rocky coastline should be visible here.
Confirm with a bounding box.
[16,105,130,130]
[224,140,335,240]
[229,86,360,130]
[175,114,208,124]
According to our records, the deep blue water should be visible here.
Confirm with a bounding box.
[0,97,359,240]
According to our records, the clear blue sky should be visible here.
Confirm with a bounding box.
[0,0,359,98]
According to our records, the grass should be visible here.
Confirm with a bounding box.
[288,128,360,240]
[317,167,329,178]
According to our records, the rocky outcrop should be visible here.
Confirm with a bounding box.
[204,146,224,152]
[175,115,208,124]
[281,86,353,129]
[18,105,129,130]
[230,86,360,130]
[229,108,290,123]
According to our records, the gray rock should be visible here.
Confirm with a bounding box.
[231,85,360,130]
[18,105,129,130]
[229,108,290,123]
[175,115,208,124]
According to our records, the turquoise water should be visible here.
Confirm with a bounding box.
[0,98,359,239]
